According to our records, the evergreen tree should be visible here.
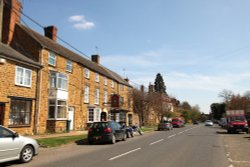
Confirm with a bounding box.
[154,73,167,94]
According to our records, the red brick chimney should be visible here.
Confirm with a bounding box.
[2,0,22,44]
[44,25,57,42]
[91,54,100,64]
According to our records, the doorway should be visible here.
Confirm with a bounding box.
[68,107,74,130]
[101,112,107,121]
[0,103,5,125]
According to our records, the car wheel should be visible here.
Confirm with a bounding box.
[111,134,116,144]
[20,145,34,163]
[122,133,127,141]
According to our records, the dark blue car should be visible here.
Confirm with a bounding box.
[88,121,127,144]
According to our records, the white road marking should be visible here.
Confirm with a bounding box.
[149,139,164,145]
[178,131,184,135]
[109,148,141,161]
[168,134,176,138]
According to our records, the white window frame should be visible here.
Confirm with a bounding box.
[84,86,89,103]
[87,108,101,123]
[104,77,108,86]
[104,91,108,104]
[95,89,100,105]
[48,99,67,120]
[95,72,99,82]
[120,84,124,91]
[48,52,56,66]
[111,80,114,88]
[84,68,90,79]
[66,60,72,72]
[15,66,32,87]
[50,71,68,91]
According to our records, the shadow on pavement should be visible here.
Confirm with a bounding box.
[216,131,228,134]
[75,138,89,145]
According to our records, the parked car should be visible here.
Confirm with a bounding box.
[88,121,127,144]
[205,120,213,126]
[193,120,199,125]
[158,120,173,130]
[218,117,227,128]
[171,117,185,128]
[0,125,39,164]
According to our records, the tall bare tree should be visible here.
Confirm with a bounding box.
[218,89,233,103]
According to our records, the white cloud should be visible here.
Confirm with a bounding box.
[68,15,95,30]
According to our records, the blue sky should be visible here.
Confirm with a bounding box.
[21,0,250,113]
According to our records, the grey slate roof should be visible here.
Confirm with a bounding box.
[16,23,131,87]
[0,43,41,68]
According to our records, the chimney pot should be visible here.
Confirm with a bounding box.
[44,26,57,42]
[124,78,129,83]
[91,54,100,64]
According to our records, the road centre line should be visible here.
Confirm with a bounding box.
[109,148,141,161]
[168,134,176,138]
[149,139,164,145]
[178,131,184,135]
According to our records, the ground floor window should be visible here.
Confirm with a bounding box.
[88,108,101,122]
[9,99,32,126]
[110,111,127,123]
[48,100,67,119]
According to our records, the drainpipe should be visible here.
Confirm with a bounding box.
[34,49,44,134]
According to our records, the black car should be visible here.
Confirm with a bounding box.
[88,121,127,144]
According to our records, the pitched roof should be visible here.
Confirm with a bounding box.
[0,43,41,68]
[16,23,131,87]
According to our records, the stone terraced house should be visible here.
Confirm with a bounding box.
[0,0,138,135]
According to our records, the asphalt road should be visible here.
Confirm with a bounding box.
[4,125,230,167]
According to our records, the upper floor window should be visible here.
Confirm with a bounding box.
[111,80,114,88]
[84,68,90,79]
[48,52,56,66]
[104,91,108,104]
[50,71,68,90]
[104,77,108,86]
[95,89,100,105]
[120,84,124,91]
[95,72,99,82]
[84,86,90,103]
[66,60,72,72]
[15,66,32,87]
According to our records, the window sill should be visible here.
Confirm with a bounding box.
[47,118,67,121]
[8,125,31,128]
[15,84,32,88]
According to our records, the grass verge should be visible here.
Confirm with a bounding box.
[37,134,87,148]
[141,126,157,132]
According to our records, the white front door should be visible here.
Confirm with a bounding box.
[68,107,74,130]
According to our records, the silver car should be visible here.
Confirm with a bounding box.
[0,125,39,163]
[205,120,214,126]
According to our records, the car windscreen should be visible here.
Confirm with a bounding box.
[229,116,246,122]
[91,122,108,129]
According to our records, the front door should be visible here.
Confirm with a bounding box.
[68,107,74,130]
[0,103,5,125]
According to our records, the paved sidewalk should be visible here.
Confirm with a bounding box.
[27,130,88,139]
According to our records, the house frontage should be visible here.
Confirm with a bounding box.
[0,0,138,135]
